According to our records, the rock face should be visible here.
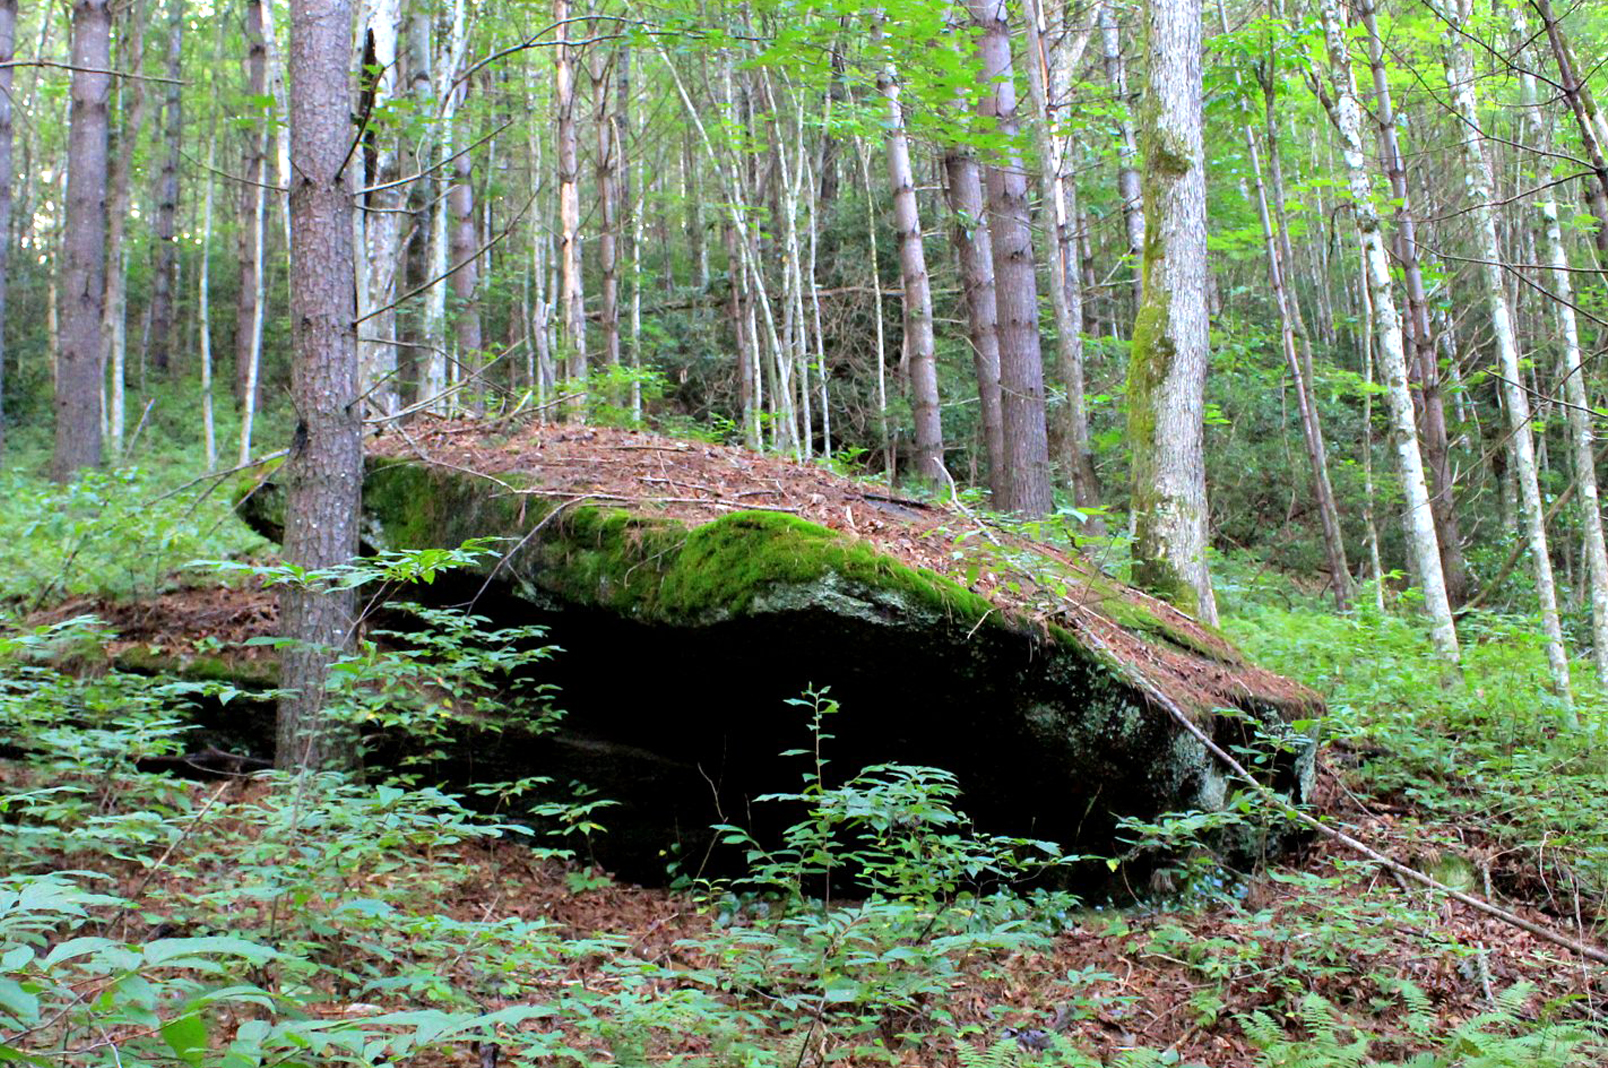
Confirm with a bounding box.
[242,423,1321,884]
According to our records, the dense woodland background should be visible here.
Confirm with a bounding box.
[6,0,1608,1064]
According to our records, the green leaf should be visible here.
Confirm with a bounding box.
[161,1010,209,1066]
[43,936,118,968]
[0,979,39,1026]
[143,936,277,967]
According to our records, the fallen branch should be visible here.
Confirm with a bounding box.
[1078,627,1608,968]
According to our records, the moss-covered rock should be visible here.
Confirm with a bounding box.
[241,451,1319,886]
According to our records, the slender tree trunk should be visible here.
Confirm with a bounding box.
[147,0,183,375]
[198,132,217,470]
[555,0,586,413]
[1127,0,1217,622]
[964,0,1053,516]
[1435,0,1570,713]
[873,17,943,482]
[1223,0,1348,607]
[237,0,268,409]
[1026,0,1101,517]
[590,44,620,378]
[1097,1,1144,308]
[1316,0,1458,661]
[1530,0,1608,254]
[1356,248,1386,611]
[279,0,363,770]
[0,0,13,459]
[54,0,113,481]
[449,94,483,406]
[1356,0,1469,606]
[101,1,147,458]
[357,0,402,417]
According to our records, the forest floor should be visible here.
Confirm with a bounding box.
[23,575,1608,1066]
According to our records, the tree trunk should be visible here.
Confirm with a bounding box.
[101,1,147,457]
[198,130,217,470]
[0,0,12,459]
[942,148,1008,504]
[555,0,586,414]
[964,0,1053,516]
[873,17,943,483]
[1437,0,1570,713]
[279,0,364,770]
[53,0,113,481]
[1097,1,1143,307]
[1222,0,1349,608]
[590,44,620,378]
[1024,0,1100,517]
[357,0,402,418]
[1530,0,1608,255]
[1356,0,1469,607]
[1316,0,1458,662]
[449,94,483,406]
[1126,0,1217,622]
[147,0,183,375]
[236,0,269,411]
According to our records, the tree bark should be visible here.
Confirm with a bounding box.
[589,43,620,377]
[53,0,113,481]
[278,0,363,770]
[964,0,1053,516]
[555,0,586,414]
[101,1,147,457]
[449,88,483,405]
[236,0,269,412]
[357,0,402,418]
[146,0,183,376]
[1436,0,1570,714]
[873,16,943,483]
[1025,0,1101,517]
[1097,1,1144,307]
[1530,0,1608,255]
[1316,0,1459,662]
[0,0,12,459]
[943,147,1008,504]
[1126,0,1217,622]
[1356,0,1469,606]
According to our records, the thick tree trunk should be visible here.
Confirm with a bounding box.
[1434,0,1570,711]
[53,0,113,481]
[965,0,1053,516]
[1317,0,1459,662]
[873,18,943,483]
[278,0,363,770]
[1356,0,1469,606]
[1126,0,1217,623]
[555,0,586,414]
[147,0,183,375]
[943,148,1008,504]
[101,1,147,457]
[1097,1,1144,307]
[0,0,12,459]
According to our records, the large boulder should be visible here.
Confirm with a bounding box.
[243,422,1320,884]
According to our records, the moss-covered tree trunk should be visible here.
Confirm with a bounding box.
[1126,0,1216,624]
